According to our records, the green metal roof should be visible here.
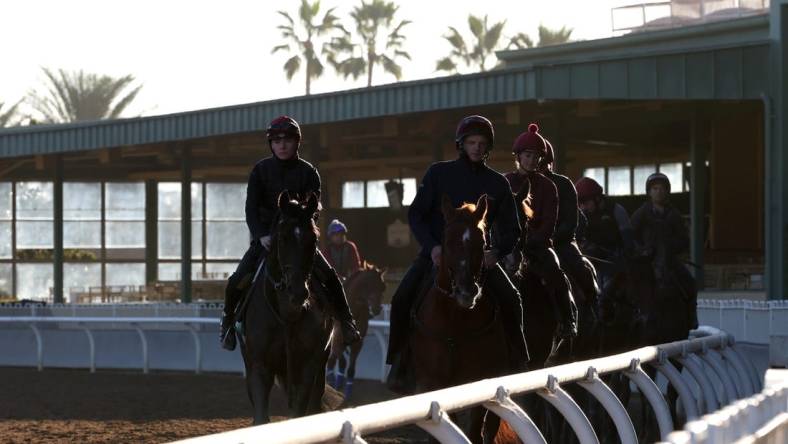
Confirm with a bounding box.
[0,15,772,159]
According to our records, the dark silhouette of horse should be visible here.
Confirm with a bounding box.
[326,262,386,397]
[410,195,509,443]
[238,191,341,425]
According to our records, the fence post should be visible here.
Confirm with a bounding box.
[577,367,637,444]
[537,375,599,444]
[625,359,674,440]
[416,401,471,444]
[483,386,547,444]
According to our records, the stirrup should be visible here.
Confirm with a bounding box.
[220,325,237,351]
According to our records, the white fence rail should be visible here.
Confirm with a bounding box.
[664,371,788,444]
[175,327,763,444]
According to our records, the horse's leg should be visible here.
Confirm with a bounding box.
[247,364,275,425]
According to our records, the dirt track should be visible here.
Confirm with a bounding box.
[0,367,427,443]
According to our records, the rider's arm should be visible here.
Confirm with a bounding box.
[669,209,690,255]
[408,165,440,253]
[490,182,521,258]
[245,163,267,240]
[526,177,558,249]
[554,177,579,243]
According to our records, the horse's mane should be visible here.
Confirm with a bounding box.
[277,199,321,238]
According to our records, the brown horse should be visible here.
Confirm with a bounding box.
[326,262,386,397]
[239,191,341,425]
[410,195,509,443]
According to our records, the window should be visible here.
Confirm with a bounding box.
[105,183,145,249]
[16,263,53,300]
[633,165,657,195]
[341,178,418,208]
[581,168,606,193]
[157,183,201,260]
[206,183,247,260]
[16,182,53,249]
[64,182,101,249]
[607,166,631,196]
[659,162,683,193]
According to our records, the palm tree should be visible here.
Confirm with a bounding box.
[537,24,573,47]
[328,0,411,87]
[508,25,573,50]
[0,100,21,127]
[435,14,506,74]
[27,68,142,123]
[271,0,345,95]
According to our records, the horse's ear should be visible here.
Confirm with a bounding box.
[441,194,454,219]
[305,192,319,215]
[278,190,291,209]
[474,194,488,222]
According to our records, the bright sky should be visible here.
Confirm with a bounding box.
[1,0,636,118]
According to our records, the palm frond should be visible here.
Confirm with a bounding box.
[379,54,402,80]
[435,57,458,73]
[284,55,302,80]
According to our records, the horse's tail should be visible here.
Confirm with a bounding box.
[328,319,344,361]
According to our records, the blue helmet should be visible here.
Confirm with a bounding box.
[328,219,347,235]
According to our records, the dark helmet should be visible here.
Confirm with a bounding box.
[512,123,547,157]
[539,139,555,171]
[575,177,604,203]
[455,115,494,149]
[266,115,301,142]
[645,172,671,194]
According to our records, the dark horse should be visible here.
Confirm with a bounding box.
[326,262,386,397]
[410,195,509,443]
[238,191,340,424]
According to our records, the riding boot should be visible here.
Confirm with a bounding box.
[314,251,361,346]
[533,248,578,340]
[220,275,243,351]
[486,265,529,372]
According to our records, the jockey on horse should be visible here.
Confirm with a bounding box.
[322,219,362,280]
[219,115,361,350]
[631,172,698,329]
[575,176,635,293]
[505,124,578,340]
[386,115,529,392]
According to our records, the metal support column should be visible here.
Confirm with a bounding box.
[766,1,788,299]
[53,155,64,304]
[145,180,158,286]
[690,113,707,288]
[181,146,192,303]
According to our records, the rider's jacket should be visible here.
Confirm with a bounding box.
[245,155,320,240]
[409,154,520,259]
[504,170,557,250]
[631,201,688,260]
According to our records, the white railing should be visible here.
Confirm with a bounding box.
[174,327,762,444]
[0,302,223,318]
[664,371,787,443]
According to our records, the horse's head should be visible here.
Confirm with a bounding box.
[504,180,533,275]
[348,262,387,317]
[438,194,488,309]
[270,190,320,320]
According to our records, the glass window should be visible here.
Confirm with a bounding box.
[366,180,390,208]
[158,183,203,259]
[659,163,683,193]
[16,263,53,301]
[633,164,657,195]
[206,183,245,220]
[158,263,181,281]
[0,263,12,299]
[105,221,145,248]
[64,183,101,219]
[207,221,248,259]
[158,182,181,219]
[17,221,53,249]
[64,221,101,249]
[105,183,144,220]
[157,221,201,259]
[607,166,631,196]
[341,181,364,208]
[402,178,417,206]
[64,263,101,303]
[582,168,606,193]
[105,263,145,287]
[0,221,10,258]
[0,183,12,220]
[205,262,238,280]
[16,182,53,220]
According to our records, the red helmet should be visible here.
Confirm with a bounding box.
[575,177,604,203]
[645,172,671,193]
[512,123,547,156]
[455,115,494,148]
[266,115,301,142]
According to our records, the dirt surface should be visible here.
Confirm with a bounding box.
[0,367,428,443]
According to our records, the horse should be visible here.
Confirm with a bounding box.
[238,191,341,425]
[410,194,510,443]
[326,261,387,397]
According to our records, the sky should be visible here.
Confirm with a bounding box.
[1,0,639,119]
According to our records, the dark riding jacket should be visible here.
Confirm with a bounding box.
[581,198,634,258]
[409,155,520,259]
[245,155,321,240]
[544,171,579,246]
[504,171,557,250]
[631,201,688,260]
[322,241,362,279]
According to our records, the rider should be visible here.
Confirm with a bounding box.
[539,140,600,304]
[386,115,529,391]
[322,219,362,280]
[631,172,698,329]
[574,176,634,291]
[219,116,361,351]
[505,123,578,340]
